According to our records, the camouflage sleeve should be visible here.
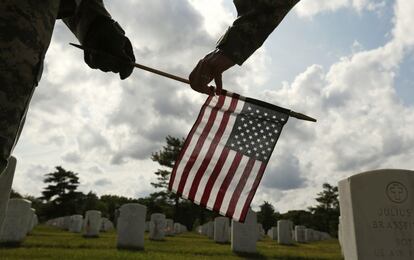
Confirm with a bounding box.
[216,0,300,65]
[62,0,111,44]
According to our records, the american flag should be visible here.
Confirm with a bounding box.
[169,91,289,222]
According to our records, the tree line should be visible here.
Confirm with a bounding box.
[11,136,340,236]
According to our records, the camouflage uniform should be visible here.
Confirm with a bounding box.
[217,0,300,65]
[0,0,111,173]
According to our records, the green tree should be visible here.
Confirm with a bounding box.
[309,183,340,236]
[280,210,313,228]
[100,194,139,222]
[314,183,339,210]
[151,136,184,220]
[257,201,278,232]
[79,191,108,216]
[40,166,82,217]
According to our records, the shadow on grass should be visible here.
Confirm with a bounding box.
[82,235,100,239]
[148,239,168,242]
[266,255,334,260]
[234,251,267,259]
[279,243,299,247]
[0,242,22,248]
[117,246,145,252]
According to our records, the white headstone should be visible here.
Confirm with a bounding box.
[339,169,414,260]
[0,157,16,234]
[305,228,314,242]
[201,223,208,236]
[182,224,188,232]
[55,217,64,229]
[277,220,293,245]
[321,232,331,240]
[149,213,166,240]
[173,222,181,234]
[116,203,146,250]
[295,225,306,243]
[338,216,343,256]
[314,230,321,241]
[207,221,214,239]
[69,215,83,233]
[268,226,278,240]
[63,215,72,230]
[165,219,174,236]
[31,214,38,230]
[100,217,114,232]
[83,210,102,237]
[196,226,202,234]
[214,217,229,243]
[257,223,265,241]
[0,198,32,244]
[231,209,257,253]
[26,208,36,234]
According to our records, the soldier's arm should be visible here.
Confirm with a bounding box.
[62,0,111,45]
[61,0,135,80]
[217,0,300,65]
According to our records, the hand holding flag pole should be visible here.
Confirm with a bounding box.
[70,43,316,122]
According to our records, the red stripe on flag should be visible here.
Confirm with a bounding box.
[199,148,231,207]
[168,96,213,191]
[238,162,267,222]
[176,95,226,195]
[187,97,239,201]
[212,152,243,212]
[225,157,256,218]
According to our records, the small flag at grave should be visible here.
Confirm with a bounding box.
[169,91,303,222]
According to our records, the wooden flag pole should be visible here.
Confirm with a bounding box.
[70,43,316,122]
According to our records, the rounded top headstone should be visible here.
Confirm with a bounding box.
[151,213,165,220]
[119,203,146,216]
[340,169,414,207]
[85,210,101,216]
[8,198,32,212]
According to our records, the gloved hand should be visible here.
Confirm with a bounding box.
[83,16,135,80]
[189,49,235,95]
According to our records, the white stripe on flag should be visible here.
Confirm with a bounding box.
[181,96,233,198]
[232,160,263,221]
[171,96,219,192]
[193,99,245,203]
[205,150,238,210]
[219,155,250,215]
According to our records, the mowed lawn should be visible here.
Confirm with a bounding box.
[0,225,343,260]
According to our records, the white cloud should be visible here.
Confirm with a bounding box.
[296,0,386,18]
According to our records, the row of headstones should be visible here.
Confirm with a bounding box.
[336,169,414,260]
[267,222,331,244]
[46,212,114,234]
[45,203,187,250]
[0,198,38,244]
[143,219,187,236]
[196,210,331,253]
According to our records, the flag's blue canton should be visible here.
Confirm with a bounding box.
[225,102,288,162]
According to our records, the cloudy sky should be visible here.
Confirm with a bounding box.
[12,0,414,213]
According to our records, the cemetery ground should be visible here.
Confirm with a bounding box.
[0,225,343,260]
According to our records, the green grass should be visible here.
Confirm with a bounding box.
[0,225,343,260]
